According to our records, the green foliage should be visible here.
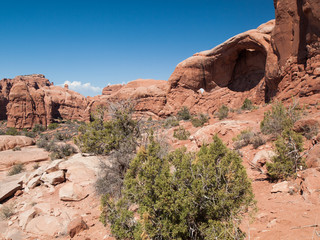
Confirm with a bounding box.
[241,98,253,110]
[54,132,71,141]
[78,101,141,197]
[49,144,76,160]
[218,105,229,120]
[36,135,75,160]
[102,135,255,240]
[173,126,190,140]
[0,203,15,220]
[48,122,59,130]
[8,163,24,176]
[260,101,301,136]
[163,116,179,129]
[6,127,20,136]
[177,106,191,121]
[266,129,305,181]
[191,113,209,127]
[0,129,5,135]
[32,124,46,133]
[25,131,36,138]
[75,103,139,156]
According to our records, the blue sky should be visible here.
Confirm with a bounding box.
[0,0,275,96]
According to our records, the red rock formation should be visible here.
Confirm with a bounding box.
[90,79,168,118]
[1,0,319,128]
[266,0,320,101]
[163,20,275,115]
[1,74,90,129]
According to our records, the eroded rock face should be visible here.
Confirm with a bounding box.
[265,0,320,100]
[163,20,275,115]
[1,74,90,129]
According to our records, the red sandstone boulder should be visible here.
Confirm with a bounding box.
[67,216,88,238]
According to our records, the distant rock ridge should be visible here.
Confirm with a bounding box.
[0,0,319,128]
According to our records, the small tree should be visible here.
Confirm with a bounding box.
[101,135,255,239]
[218,105,229,120]
[173,126,190,140]
[191,113,209,127]
[75,100,141,197]
[177,106,191,121]
[241,98,253,110]
[260,101,300,136]
[266,129,305,181]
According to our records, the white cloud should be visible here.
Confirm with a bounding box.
[61,81,103,96]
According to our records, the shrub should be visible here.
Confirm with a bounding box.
[191,113,209,127]
[251,134,266,149]
[12,146,21,151]
[7,163,24,176]
[50,144,76,160]
[36,137,50,149]
[241,98,253,110]
[177,106,191,121]
[0,203,15,220]
[25,131,36,138]
[6,127,20,136]
[101,135,255,239]
[217,105,229,120]
[173,126,190,140]
[260,101,301,136]
[48,122,59,130]
[32,124,46,133]
[0,129,5,135]
[163,116,179,129]
[77,101,141,197]
[33,163,40,169]
[233,130,266,150]
[75,102,139,155]
[54,132,71,141]
[266,129,305,181]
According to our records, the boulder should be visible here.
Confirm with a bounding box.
[191,120,254,146]
[0,136,34,151]
[0,173,23,202]
[18,208,37,230]
[40,170,65,185]
[44,159,64,173]
[67,216,88,238]
[59,183,89,201]
[0,146,49,171]
[25,216,64,236]
[301,168,320,195]
[26,176,41,189]
[271,181,290,193]
[252,150,276,166]
[306,144,320,168]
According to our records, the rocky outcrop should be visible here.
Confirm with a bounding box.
[162,20,275,115]
[1,75,167,128]
[100,79,168,117]
[1,74,90,129]
[265,0,320,101]
[0,136,34,151]
[162,0,320,115]
[0,173,23,202]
